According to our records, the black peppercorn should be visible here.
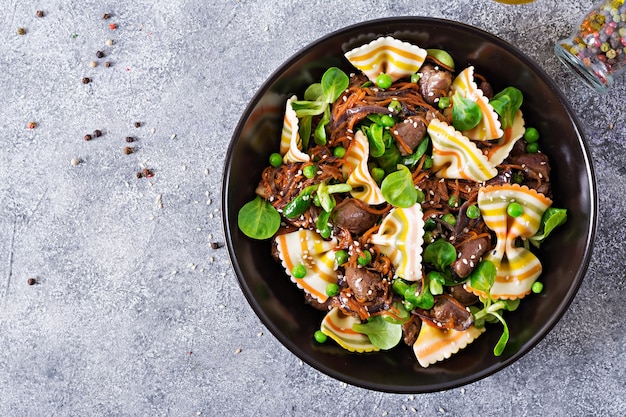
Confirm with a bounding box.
[123,146,134,155]
[135,172,143,179]
[82,77,90,84]
[125,136,134,143]
[27,278,37,285]
[96,50,104,58]
[103,13,111,19]
[93,129,102,137]
[104,61,111,68]
[84,134,92,141]
[36,10,44,18]
[210,242,223,250]
[134,122,141,128]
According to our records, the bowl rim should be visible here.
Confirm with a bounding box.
[222,16,598,393]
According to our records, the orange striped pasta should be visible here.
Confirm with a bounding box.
[275,229,338,303]
[344,36,427,82]
[465,184,553,300]
[428,119,498,182]
[486,110,526,166]
[344,131,386,205]
[451,66,504,141]
[280,95,310,163]
[321,308,379,352]
[413,322,485,368]
[369,203,425,281]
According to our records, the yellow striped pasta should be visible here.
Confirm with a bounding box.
[428,119,498,182]
[344,36,427,82]
[320,308,379,353]
[413,322,485,368]
[451,66,504,141]
[280,95,310,163]
[275,229,338,303]
[486,110,526,166]
[369,203,425,281]
[466,184,553,300]
[344,130,386,205]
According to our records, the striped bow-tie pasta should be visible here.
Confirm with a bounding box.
[279,95,310,163]
[485,110,526,166]
[413,322,485,367]
[274,229,338,303]
[451,66,504,141]
[428,119,498,182]
[369,203,425,282]
[344,36,427,83]
[466,184,553,300]
[320,307,379,353]
[343,130,386,205]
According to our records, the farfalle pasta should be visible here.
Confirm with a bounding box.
[343,130,386,205]
[280,96,310,163]
[369,203,425,282]
[274,229,338,303]
[321,308,379,353]
[413,322,485,368]
[344,36,427,82]
[485,110,526,166]
[465,184,553,300]
[451,66,504,141]
[238,36,567,368]
[428,119,498,182]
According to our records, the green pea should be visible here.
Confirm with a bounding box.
[269,152,283,167]
[313,330,327,344]
[292,263,307,278]
[371,167,385,183]
[448,195,459,208]
[512,172,524,184]
[466,204,481,219]
[438,96,450,109]
[333,146,346,158]
[524,127,540,143]
[357,250,372,266]
[531,281,544,293]
[526,142,539,153]
[410,73,421,84]
[507,202,524,218]
[380,114,395,128]
[375,73,393,89]
[442,213,456,226]
[334,249,348,266]
[302,164,317,179]
[325,282,340,297]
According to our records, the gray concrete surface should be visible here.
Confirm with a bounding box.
[0,0,624,416]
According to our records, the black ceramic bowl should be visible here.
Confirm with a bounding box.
[223,17,596,393]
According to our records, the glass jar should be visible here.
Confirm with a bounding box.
[555,0,626,93]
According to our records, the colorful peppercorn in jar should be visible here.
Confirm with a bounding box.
[555,0,626,93]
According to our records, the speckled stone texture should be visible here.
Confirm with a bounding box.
[0,1,624,416]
